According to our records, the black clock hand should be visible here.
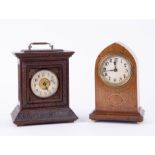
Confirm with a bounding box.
[105,67,117,73]
[113,59,118,72]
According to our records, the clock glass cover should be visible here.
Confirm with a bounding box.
[98,55,131,86]
[31,70,59,98]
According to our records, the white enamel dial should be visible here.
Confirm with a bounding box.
[98,55,131,86]
[31,70,59,98]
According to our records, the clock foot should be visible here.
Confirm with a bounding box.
[11,105,78,126]
[89,107,144,123]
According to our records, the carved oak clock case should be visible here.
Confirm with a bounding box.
[11,43,78,126]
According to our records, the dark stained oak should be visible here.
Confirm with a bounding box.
[89,43,144,122]
[11,43,78,126]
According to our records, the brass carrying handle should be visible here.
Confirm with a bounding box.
[28,42,53,50]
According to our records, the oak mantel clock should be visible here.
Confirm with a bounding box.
[89,43,144,122]
[11,42,78,126]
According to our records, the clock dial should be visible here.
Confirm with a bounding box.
[31,70,59,98]
[98,55,131,86]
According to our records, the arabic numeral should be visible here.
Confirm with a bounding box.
[113,78,116,82]
[105,62,109,66]
[103,67,106,72]
[104,73,108,76]
[114,58,118,62]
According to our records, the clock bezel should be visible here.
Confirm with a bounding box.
[30,69,59,98]
[98,53,132,87]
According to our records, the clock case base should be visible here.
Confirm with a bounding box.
[11,105,78,126]
[89,107,144,123]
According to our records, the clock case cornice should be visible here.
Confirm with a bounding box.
[15,49,74,60]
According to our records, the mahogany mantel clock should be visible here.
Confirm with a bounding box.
[89,43,144,122]
[11,42,78,126]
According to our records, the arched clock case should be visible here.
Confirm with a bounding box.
[89,43,144,122]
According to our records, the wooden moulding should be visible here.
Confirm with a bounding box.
[11,105,78,126]
[89,107,144,122]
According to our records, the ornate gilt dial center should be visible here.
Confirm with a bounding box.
[31,70,59,98]
[39,78,51,90]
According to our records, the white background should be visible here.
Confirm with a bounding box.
[0,20,155,136]
[0,1,155,155]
